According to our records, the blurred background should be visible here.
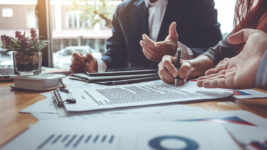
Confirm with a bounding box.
[0,0,236,69]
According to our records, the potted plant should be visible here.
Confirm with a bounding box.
[1,28,48,75]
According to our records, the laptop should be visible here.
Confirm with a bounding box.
[0,65,16,81]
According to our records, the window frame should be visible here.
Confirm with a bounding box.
[36,0,53,67]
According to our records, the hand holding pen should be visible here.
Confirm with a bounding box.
[158,49,193,85]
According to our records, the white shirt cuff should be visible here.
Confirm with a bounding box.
[96,58,107,72]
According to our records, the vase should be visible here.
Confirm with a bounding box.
[13,52,42,76]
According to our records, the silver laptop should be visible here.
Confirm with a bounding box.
[0,65,16,81]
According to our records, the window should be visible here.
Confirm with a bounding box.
[214,0,236,37]
[0,0,37,66]
[64,11,82,28]
[26,7,37,29]
[50,0,119,69]
[2,8,13,17]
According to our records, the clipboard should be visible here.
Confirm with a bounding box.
[53,88,76,107]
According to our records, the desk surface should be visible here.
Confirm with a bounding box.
[0,81,267,147]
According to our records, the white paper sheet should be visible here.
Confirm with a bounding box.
[63,80,233,112]
[29,103,207,120]
[224,124,267,150]
[1,121,239,150]
[21,98,57,114]
[29,102,267,130]
[62,77,88,88]
[231,89,267,99]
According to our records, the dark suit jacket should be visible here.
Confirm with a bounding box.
[102,0,222,69]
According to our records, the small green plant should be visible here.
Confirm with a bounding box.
[1,28,48,55]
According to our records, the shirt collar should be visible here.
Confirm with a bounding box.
[144,0,168,8]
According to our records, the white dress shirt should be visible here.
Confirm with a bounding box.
[145,0,168,41]
[97,0,168,72]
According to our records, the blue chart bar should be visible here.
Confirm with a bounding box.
[250,141,267,150]
[85,135,92,143]
[52,134,62,144]
[37,134,55,150]
[109,135,115,144]
[73,135,84,148]
[101,135,107,143]
[65,135,77,147]
[61,134,69,143]
[93,135,100,143]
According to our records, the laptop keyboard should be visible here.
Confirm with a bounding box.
[0,68,14,75]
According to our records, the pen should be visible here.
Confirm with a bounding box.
[174,48,181,87]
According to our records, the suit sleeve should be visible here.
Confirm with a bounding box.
[202,39,235,65]
[255,50,267,90]
[190,0,222,56]
[101,5,128,69]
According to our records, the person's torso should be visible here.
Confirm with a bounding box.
[117,0,215,68]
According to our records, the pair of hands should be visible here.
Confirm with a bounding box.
[197,29,267,88]
[158,29,267,89]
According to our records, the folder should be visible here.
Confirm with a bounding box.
[71,69,159,84]
[86,69,158,76]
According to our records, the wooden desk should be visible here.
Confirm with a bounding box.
[0,81,267,147]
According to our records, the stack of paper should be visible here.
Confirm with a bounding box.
[12,74,65,91]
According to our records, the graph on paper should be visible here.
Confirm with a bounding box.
[2,121,240,150]
[36,133,115,149]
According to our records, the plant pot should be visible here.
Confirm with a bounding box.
[13,52,42,75]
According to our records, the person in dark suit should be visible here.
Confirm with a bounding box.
[70,0,222,73]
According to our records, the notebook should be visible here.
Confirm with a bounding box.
[11,74,66,91]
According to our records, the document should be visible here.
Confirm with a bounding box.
[63,80,233,112]
[1,120,239,150]
[224,124,267,150]
[231,89,267,99]
[28,104,207,120]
